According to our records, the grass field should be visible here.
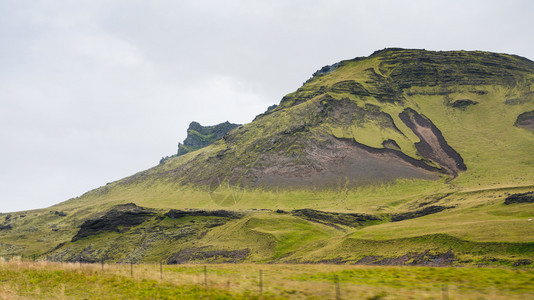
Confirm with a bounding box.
[1,260,533,299]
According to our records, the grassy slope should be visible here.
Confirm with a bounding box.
[1,49,533,264]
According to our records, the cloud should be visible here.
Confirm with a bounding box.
[74,34,148,67]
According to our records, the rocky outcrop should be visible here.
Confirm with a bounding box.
[291,209,381,228]
[450,99,478,108]
[391,205,454,222]
[515,110,534,132]
[72,203,156,241]
[165,209,244,219]
[504,192,534,204]
[177,121,240,156]
[376,48,534,88]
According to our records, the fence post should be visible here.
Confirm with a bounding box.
[101,258,104,272]
[334,274,341,300]
[442,284,449,300]
[259,269,263,298]
[130,262,133,278]
[160,261,163,282]
[204,265,208,289]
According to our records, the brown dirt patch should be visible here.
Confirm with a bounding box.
[249,136,439,188]
[399,108,466,177]
[515,110,534,132]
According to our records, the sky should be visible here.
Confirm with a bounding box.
[1,0,533,213]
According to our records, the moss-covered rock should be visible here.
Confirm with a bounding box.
[177,121,240,156]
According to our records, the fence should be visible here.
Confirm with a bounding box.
[0,256,516,299]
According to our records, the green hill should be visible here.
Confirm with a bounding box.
[1,48,533,266]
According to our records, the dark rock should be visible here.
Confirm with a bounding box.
[177,121,240,156]
[391,205,454,222]
[0,224,12,230]
[51,211,67,217]
[504,192,534,204]
[312,62,341,77]
[253,104,279,121]
[252,104,279,121]
[450,99,478,108]
[514,111,534,132]
[266,104,278,112]
[165,209,244,219]
[513,259,532,266]
[72,203,156,241]
[291,209,381,227]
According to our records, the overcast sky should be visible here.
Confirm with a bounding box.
[1,0,533,213]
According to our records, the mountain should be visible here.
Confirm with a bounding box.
[154,48,532,191]
[1,48,533,266]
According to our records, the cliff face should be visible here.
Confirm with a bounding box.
[177,121,240,156]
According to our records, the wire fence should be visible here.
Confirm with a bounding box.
[0,255,526,299]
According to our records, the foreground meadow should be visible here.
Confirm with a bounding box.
[1,260,533,299]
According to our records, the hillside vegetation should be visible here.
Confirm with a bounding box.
[1,49,533,266]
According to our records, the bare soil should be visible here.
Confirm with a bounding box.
[399,108,466,177]
[250,136,439,188]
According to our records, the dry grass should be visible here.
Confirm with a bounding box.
[1,260,533,299]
